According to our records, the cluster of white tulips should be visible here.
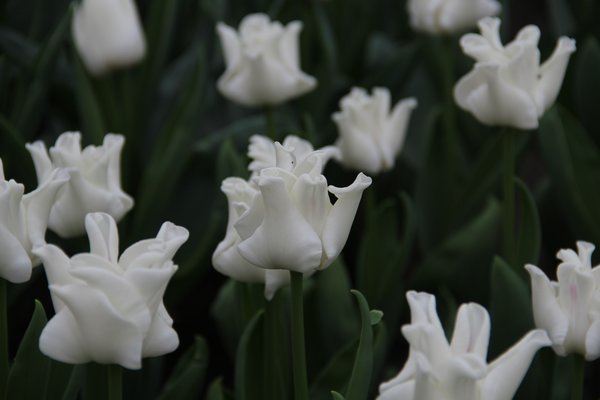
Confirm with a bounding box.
[2,0,596,398]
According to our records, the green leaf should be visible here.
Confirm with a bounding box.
[0,28,37,71]
[205,377,233,400]
[309,340,357,400]
[538,106,600,244]
[261,292,291,400]
[45,361,74,400]
[211,281,265,360]
[345,290,374,400]
[356,193,414,337]
[514,178,541,270]
[216,139,249,183]
[307,259,358,369]
[331,391,346,400]
[311,0,338,75]
[574,36,600,145]
[369,310,383,326]
[6,301,50,400]
[488,256,533,359]
[73,52,105,145]
[15,5,72,139]
[157,336,209,400]
[195,116,264,154]
[413,200,502,303]
[547,0,576,36]
[235,310,265,400]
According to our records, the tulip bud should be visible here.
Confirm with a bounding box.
[407,0,500,34]
[72,0,146,76]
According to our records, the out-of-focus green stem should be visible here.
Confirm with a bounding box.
[264,106,276,141]
[502,127,515,266]
[108,364,122,400]
[0,279,7,400]
[290,271,308,400]
[571,354,585,400]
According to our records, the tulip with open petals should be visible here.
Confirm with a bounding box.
[378,291,551,400]
[333,87,417,174]
[34,212,188,369]
[0,160,68,283]
[27,132,133,238]
[454,18,576,129]
[526,241,600,360]
[216,13,316,107]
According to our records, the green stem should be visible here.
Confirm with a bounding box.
[502,127,515,266]
[0,279,8,400]
[290,271,308,400]
[107,364,122,400]
[571,354,585,400]
[264,106,276,141]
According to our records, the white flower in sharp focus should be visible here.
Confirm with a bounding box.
[526,241,600,360]
[72,0,146,76]
[407,0,501,34]
[235,142,372,274]
[26,132,133,238]
[33,212,188,369]
[333,87,417,175]
[212,176,291,300]
[377,291,551,400]
[216,13,316,107]
[454,17,576,129]
[0,159,68,283]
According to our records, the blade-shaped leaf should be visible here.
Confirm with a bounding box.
[158,336,209,400]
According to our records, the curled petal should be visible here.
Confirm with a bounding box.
[85,212,120,264]
[321,173,372,267]
[142,303,179,357]
[481,329,551,400]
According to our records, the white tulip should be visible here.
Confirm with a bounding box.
[0,159,68,283]
[407,0,500,34]
[72,0,146,76]
[216,13,316,107]
[213,135,342,299]
[526,241,600,360]
[236,142,371,273]
[34,212,188,369]
[333,87,417,174]
[27,132,133,238]
[212,177,290,300]
[378,291,551,400]
[454,17,576,129]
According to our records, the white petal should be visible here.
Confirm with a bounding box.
[264,269,290,300]
[216,22,241,71]
[525,264,569,346]
[450,303,491,360]
[321,173,372,267]
[22,168,69,251]
[481,329,551,400]
[142,303,179,357]
[0,225,32,283]
[85,213,120,263]
[237,173,323,273]
[25,141,54,182]
[381,97,417,169]
[46,284,147,369]
[39,308,90,364]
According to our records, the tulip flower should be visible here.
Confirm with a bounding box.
[236,144,371,273]
[213,137,369,297]
[454,17,576,129]
[0,159,68,283]
[27,132,134,238]
[333,87,417,175]
[34,212,188,369]
[216,13,316,107]
[72,0,146,76]
[407,0,501,34]
[378,291,551,400]
[526,241,600,360]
